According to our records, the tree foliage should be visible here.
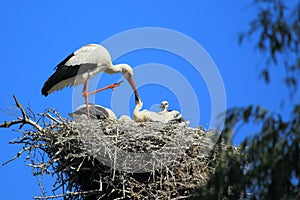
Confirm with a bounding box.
[240,0,300,92]
[192,105,300,199]
[191,0,300,199]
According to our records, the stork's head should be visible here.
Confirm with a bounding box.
[120,64,139,99]
[121,64,134,77]
[160,101,169,111]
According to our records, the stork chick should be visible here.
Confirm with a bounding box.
[134,97,175,123]
[133,98,151,122]
[159,100,185,123]
[69,103,117,121]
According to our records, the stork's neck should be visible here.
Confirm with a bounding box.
[105,63,131,74]
[113,64,125,73]
[104,63,118,74]
[134,100,143,113]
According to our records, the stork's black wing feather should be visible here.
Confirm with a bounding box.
[41,63,98,96]
[54,53,75,70]
[41,65,80,96]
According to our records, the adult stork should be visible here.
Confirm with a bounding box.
[41,44,139,121]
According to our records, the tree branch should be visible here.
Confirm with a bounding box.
[0,95,43,132]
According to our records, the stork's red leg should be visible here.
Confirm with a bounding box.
[81,80,123,122]
[82,80,91,122]
[87,81,123,96]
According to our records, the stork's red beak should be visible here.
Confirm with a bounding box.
[125,75,139,102]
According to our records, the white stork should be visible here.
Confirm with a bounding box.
[159,101,169,113]
[70,103,134,123]
[159,100,185,123]
[42,44,139,121]
[118,115,133,122]
[133,98,180,123]
[69,103,117,120]
[133,98,151,122]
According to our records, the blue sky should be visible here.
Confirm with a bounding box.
[0,1,298,199]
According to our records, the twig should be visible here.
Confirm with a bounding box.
[0,95,43,132]
[45,113,62,125]
[33,189,103,199]
[1,146,31,166]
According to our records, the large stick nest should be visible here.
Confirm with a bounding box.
[1,96,221,200]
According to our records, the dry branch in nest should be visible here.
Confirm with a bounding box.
[0,96,223,200]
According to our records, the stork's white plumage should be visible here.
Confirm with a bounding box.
[159,100,185,123]
[118,115,133,122]
[70,104,135,123]
[133,98,182,123]
[42,44,139,121]
[159,101,169,113]
[133,99,151,122]
[69,103,117,120]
